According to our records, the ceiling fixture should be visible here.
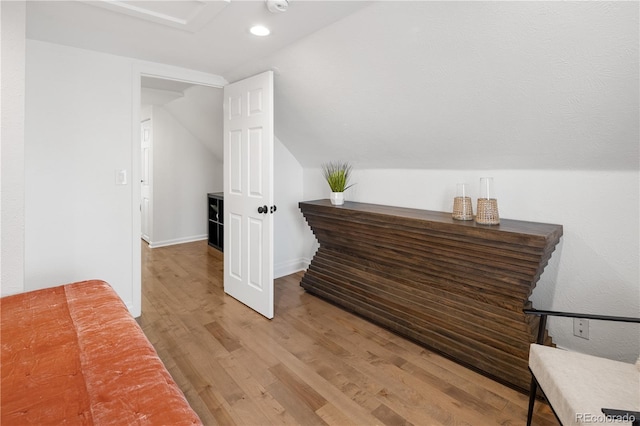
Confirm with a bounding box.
[250,0,290,36]
[266,0,289,13]
[250,25,271,36]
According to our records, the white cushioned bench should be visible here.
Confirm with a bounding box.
[525,309,640,426]
[529,344,639,425]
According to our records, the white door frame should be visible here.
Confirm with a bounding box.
[140,118,152,244]
[130,62,227,317]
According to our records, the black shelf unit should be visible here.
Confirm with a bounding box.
[207,193,223,251]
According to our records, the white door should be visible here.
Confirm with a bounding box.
[140,119,152,243]
[223,71,274,319]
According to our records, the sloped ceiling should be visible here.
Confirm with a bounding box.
[26,1,639,171]
[228,1,639,170]
[162,85,223,161]
[141,78,223,161]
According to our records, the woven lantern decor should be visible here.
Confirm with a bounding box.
[476,177,500,225]
[452,183,473,220]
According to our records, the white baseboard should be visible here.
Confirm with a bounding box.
[145,241,310,278]
[148,234,208,249]
[274,257,310,278]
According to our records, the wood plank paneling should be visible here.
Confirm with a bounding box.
[299,200,563,392]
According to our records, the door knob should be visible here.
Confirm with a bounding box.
[258,205,268,214]
[270,205,277,214]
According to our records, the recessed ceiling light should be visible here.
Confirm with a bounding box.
[250,25,270,36]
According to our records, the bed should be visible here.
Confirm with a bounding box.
[1,280,202,425]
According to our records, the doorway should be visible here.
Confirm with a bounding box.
[130,66,227,317]
[139,76,223,249]
[131,68,276,320]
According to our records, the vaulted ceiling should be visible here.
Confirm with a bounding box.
[26,1,639,171]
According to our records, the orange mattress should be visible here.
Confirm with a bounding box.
[1,280,202,425]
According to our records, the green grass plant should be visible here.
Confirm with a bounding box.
[322,162,354,192]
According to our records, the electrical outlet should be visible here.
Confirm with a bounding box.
[573,318,589,340]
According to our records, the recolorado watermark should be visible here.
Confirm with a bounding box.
[576,413,636,424]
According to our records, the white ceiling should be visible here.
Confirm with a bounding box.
[26,0,370,78]
[26,0,369,165]
[25,1,639,171]
[80,0,231,33]
[161,84,224,161]
[140,76,194,105]
[268,1,639,170]
[140,76,223,161]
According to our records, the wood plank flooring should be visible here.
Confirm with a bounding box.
[139,240,558,426]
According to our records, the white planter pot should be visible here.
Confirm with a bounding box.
[330,192,344,205]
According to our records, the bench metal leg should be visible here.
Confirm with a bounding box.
[527,375,538,426]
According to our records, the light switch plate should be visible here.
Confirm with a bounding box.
[116,169,127,185]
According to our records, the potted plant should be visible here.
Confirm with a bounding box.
[321,161,354,205]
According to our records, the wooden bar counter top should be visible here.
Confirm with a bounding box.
[299,199,563,392]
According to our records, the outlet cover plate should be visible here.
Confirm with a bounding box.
[573,318,589,340]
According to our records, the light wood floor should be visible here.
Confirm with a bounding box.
[139,240,558,426]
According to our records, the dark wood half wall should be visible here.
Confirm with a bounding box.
[299,199,563,392]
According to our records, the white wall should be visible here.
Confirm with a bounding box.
[302,168,640,362]
[150,106,221,247]
[1,1,26,296]
[274,137,307,277]
[23,40,226,315]
[25,40,134,306]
